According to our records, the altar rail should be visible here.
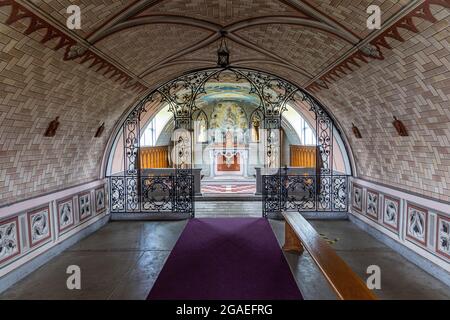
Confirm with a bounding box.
[108,172,194,216]
[262,174,349,217]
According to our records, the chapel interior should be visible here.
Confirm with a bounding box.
[0,0,449,301]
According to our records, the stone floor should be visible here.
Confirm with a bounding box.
[1,207,450,300]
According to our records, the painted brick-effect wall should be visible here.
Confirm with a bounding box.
[315,7,450,202]
[1,2,450,208]
[0,15,139,206]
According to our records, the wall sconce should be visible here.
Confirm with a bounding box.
[94,122,105,138]
[352,123,362,139]
[44,116,60,137]
[392,116,408,136]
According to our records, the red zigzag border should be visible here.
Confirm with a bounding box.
[306,0,450,93]
[0,0,148,94]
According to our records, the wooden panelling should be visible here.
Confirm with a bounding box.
[140,146,169,169]
[290,145,316,168]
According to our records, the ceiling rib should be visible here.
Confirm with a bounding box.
[226,33,313,78]
[143,58,311,79]
[84,0,359,84]
[93,15,222,43]
[226,16,356,44]
[87,0,163,43]
[282,0,361,43]
[304,0,426,89]
[139,32,222,78]
[11,0,429,97]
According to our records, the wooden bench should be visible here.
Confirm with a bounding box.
[282,212,377,300]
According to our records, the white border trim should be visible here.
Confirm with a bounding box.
[0,180,107,220]
[350,177,449,271]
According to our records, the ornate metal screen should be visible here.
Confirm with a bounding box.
[107,67,349,218]
[109,173,194,216]
[262,174,349,218]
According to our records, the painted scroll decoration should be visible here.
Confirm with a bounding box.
[57,198,74,232]
[79,193,92,221]
[406,205,427,246]
[28,207,51,247]
[0,218,20,264]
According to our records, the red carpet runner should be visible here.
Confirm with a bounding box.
[147,218,303,300]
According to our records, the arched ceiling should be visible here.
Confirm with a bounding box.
[14,0,429,91]
[1,0,450,205]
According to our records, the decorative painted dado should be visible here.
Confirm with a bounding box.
[0,217,20,265]
[436,215,450,259]
[351,183,363,213]
[95,186,106,214]
[350,178,450,267]
[0,180,108,276]
[382,196,400,233]
[56,198,75,234]
[406,204,428,247]
[78,192,92,221]
[365,189,379,221]
[27,206,51,248]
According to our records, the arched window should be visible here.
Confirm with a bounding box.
[141,105,172,146]
[282,105,316,145]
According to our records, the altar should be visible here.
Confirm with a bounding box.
[208,146,249,177]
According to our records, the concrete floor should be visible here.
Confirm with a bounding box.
[0,221,187,300]
[270,220,450,300]
[1,206,450,299]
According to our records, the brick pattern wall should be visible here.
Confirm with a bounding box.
[235,24,352,76]
[142,62,213,87]
[302,0,411,37]
[29,0,133,37]
[95,24,212,75]
[315,7,450,202]
[235,62,311,87]
[1,1,450,208]
[0,13,139,206]
[180,38,268,62]
[145,0,307,25]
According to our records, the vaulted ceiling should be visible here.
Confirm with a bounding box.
[1,0,450,205]
[9,0,424,90]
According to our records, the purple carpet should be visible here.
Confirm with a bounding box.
[147,218,303,300]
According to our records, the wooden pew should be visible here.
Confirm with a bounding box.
[282,212,377,300]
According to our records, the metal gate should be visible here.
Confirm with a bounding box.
[262,173,349,218]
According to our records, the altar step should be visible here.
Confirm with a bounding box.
[201,183,256,194]
[201,176,256,183]
[196,193,261,201]
[195,201,262,217]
